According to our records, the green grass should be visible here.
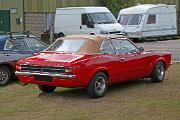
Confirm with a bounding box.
[0,64,180,120]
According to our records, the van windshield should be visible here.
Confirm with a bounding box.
[119,14,142,25]
[88,12,117,24]
[46,39,86,53]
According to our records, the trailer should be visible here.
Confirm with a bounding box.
[117,4,177,39]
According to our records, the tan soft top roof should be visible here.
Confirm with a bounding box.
[60,34,127,40]
[54,34,127,54]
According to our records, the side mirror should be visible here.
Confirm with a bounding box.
[139,47,144,52]
[87,20,94,28]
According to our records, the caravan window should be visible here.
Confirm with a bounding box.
[129,15,142,25]
[119,15,129,25]
[119,14,142,25]
[147,14,156,24]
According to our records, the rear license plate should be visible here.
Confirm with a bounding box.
[35,75,52,82]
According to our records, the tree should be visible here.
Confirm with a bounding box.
[99,0,135,17]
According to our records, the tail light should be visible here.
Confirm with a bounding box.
[65,67,73,75]
[16,64,21,71]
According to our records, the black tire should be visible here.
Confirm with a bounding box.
[87,72,108,98]
[38,85,56,93]
[59,33,65,38]
[151,62,165,83]
[0,66,11,86]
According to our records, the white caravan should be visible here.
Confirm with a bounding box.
[54,7,123,37]
[117,4,177,39]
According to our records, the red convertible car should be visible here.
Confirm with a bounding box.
[16,35,171,98]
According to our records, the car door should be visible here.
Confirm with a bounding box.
[4,38,32,69]
[100,39,122,83]
[0,51,6,63]
[111,38,148,81]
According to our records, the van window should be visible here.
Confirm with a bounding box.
[88,12,117,24]
[147,14,156,24]
[82,14,89,25]
[119,14,142,25]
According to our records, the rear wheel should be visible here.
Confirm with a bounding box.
[38,85,56,93]
[87,72,108,98]
[0,66,11,86]
[59,33,65,38]
[151,62,165,83]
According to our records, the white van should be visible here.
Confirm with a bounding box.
[117,4,177,39]
[54,7,123,37]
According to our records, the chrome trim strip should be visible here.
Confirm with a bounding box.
[15,71,75,79]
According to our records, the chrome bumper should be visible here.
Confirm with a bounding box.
[15,71,75,79]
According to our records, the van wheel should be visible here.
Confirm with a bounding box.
[0,66,11,86]
[87,72,108,98]
[38,85,56,93]
[59,33,65,38]
[151,62,165,83]
[90,33,95,35]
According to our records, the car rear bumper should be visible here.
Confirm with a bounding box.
[15,71,75,79]
[15,71,85,87]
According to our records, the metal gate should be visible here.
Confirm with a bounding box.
[0,10,10,32]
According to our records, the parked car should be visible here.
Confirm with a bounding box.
[0,32,47,86]
[16,35,171,98]
[117,4,177,39]
[54,7,123,37]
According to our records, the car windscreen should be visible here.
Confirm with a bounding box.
[25,37,46,51]
[46,39,86,53]
[88,12,117,24]
[119,14,142,25]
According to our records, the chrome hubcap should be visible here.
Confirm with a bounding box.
[0,67,8,82]
[157,65,165,80]
[95,76,106,94]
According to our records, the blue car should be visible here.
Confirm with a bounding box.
[0,32,47,86]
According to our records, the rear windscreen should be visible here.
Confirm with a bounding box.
[47,39,86,53]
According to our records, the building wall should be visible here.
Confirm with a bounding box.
[24,12,55,38]
[0,0,99,34]
[24,13,45,37]
[0,0,24,32]
[24,0,100,12]
[23,0,100,37]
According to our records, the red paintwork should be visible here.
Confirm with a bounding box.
[17,50,171,88]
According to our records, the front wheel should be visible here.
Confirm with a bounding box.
[151,62,165,83]
[87,72,108,98]
[38,85,56,93]
[0,66,11,86]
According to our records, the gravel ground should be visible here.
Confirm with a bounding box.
[135,40,180,61]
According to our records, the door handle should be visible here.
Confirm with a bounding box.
[119,58,125,61]
[0,20,2,24]
[5,54,10,56]
[80,26,82,29]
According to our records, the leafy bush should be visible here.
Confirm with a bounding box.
[99,0,135,17]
